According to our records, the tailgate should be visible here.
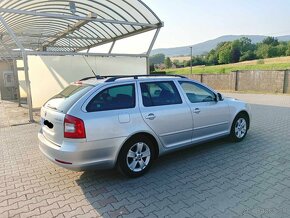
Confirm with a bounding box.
[41,107,65,146]
[40,83,93,146]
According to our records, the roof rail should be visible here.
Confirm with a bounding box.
[79,75,104,81]
[105,74,187,82]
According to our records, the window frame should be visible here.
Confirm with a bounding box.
[139,80,183,107]
[178,81,217,104]
[85,83,136,112]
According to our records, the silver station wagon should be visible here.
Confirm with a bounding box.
[38,75,251,177]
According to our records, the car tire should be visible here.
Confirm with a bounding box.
[230,113,249,142]
[117,136,154,178]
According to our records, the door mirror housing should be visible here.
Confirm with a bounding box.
[217,93,224,101]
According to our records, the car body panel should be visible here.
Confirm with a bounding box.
[189,101,231,142]
[137,80,193,148]
[38,76,251,171]
[39,129,125,170]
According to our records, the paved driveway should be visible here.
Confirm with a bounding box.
[1,94,290,217]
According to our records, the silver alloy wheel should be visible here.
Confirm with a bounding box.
[126,142,151,172]
[234,118,247,139]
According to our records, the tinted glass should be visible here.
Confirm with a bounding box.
[86,84,135,112]
[140,81,182,107]
[179,81,216,103]
[46,84,93,113]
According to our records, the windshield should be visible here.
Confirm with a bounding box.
[45,84,93,113]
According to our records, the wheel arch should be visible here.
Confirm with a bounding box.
[233,110,250,129]
[117,131,160,164]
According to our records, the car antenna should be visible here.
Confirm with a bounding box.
[82,56,98,78]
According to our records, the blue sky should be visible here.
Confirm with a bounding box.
[144,0,290,49]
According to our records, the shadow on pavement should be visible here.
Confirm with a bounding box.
[75,104,290,217]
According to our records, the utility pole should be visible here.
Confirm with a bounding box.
[190,46,193,74]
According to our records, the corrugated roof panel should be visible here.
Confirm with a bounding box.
[0,0,162,54]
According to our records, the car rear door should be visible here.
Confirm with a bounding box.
[82,82,140,142]
[178,81,230,142]
[138,80,193,148]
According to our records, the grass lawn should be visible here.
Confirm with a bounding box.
[164,56,290,74]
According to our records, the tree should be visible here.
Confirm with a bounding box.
[240,50,256,62]
[183,60,190,67]
[172,59,180,66]
[164,57,172,68]
[206,49,218,65]
[286,42,290,56]
[268,46,279,58]
[262,37,279,46]
[149,64,155,73]
[218,42,232,64]
[276,43,287,56]
[231,40,241,63]
[239,37,253,53]
[149,53,165,65]
[177,36,290,66]
[256,44,270,59]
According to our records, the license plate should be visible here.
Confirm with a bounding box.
[40,117,45,126]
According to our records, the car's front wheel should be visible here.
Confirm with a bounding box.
[230,113,249,142]
[117,136,154,177]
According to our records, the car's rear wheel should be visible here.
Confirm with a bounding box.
[230,114,248,142]
[117,136,154,177]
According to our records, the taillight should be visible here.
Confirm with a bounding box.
[64,114,86,139]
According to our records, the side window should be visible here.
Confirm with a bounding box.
[140,81,182,107]
[179,81,216,103]
[86,84,135,112]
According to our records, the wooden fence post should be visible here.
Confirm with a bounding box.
[283,70,289,94]
[235,71,239,91]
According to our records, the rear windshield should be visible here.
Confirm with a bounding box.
[46,84,93,113]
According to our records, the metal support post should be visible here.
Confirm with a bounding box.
[22,53,33,122]
[0,15,34,122]
[109,40,116,54]
[190,46,193,75]
[147,28,161,55]
[13,59,21,106]
[146,56,150,75]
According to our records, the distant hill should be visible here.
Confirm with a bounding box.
[151,35,290,57]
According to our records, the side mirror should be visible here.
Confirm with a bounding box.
[217,93,224,101]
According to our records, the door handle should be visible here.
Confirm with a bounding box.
[193,108,201,114]
[145,113,156,120]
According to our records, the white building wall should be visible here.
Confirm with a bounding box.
[25,55,146,108]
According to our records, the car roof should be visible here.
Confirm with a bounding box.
[78,75,188,86]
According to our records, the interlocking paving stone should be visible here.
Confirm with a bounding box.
[1,95,290,217]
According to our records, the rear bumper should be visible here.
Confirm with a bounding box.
[38,131,125,171]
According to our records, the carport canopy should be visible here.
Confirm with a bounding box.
[0,0,163,122]
[0,0,163,58]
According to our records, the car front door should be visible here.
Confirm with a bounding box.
[138,80,193,148]
[178,81,230,143]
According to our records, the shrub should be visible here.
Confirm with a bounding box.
[257,59,265,64]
